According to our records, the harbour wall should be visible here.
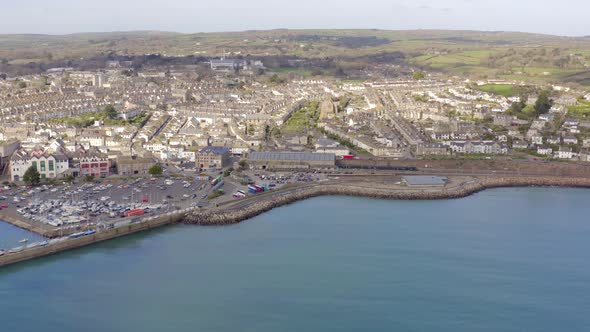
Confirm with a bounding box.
[0,211,185,267]
[3,175,590,268]
[184,176,590,226]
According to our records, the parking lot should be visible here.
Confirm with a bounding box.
[0,167,336,237]
[0,176,217,233]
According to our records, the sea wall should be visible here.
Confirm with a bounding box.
[3,175,590,268]
[184,176,590,226]
[0,212,184,267]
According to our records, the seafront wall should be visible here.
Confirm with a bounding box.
[3,175,590,268]
[184,176,590,226]
[0,212,184,267]
[0,212,63,238]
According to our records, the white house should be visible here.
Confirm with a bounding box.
[557,146,574,159]
[512,140,528,149]
[10,150,69,182]
[531,134,544,145]
[564,119,579,127]
[537,146,552,156]
[539,114,555,122]
[564,136,579,145]
[79,133,105,147]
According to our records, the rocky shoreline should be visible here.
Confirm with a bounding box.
[184,176,590,226]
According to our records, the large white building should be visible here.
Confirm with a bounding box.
[10,150,69,182]
[449,141,508,155]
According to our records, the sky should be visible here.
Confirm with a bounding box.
[0,0,588,36]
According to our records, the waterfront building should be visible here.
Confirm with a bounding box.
[415,143,450,156]
[196,146,231,172]
[79,155,110,178]
[116,156,156,176]
[10,150,69,181]
[248,152,336,170]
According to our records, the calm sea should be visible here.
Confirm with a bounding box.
[1,188,590,331]
[0,219,45,250]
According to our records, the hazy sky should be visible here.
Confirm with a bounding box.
[1,0,588,36]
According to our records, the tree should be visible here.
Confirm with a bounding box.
[269,74,285,84]
[148,164,163,175]
[534,90,553,115]
[223,167,234,177]
[103,104,118,119]
[334,67,346,78]
[509,95,528,114]
[247,124,255,136]
[238,160,248,170]
[23,166,41,186]
[83,175,95,182]
[412,71,425,81]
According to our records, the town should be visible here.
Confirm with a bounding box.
[1,53,590,256]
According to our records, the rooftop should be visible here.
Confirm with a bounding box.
[199,146,230,155]
[402,175,448,186]
[249,152,335,162]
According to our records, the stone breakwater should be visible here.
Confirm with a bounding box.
[184,176,590,226]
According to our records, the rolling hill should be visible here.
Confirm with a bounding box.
[1,29,590,86]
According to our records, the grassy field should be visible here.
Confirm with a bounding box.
[268,67,315,77]
[412,50,494,67]
[475,84,519,97]
[567,99,590,119]
[2,29,590,86]
[49,111,149,128]
[511,67,573,75]
[282,101,320,134]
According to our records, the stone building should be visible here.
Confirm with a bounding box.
[196,146,230,172]
[116,156,156,176]
[248,152,335,170]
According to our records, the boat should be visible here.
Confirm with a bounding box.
[68,232,86,239]
[0,250,5,256]
[29,241,50,248]
[8,246,23,254]
[18,238,28,243]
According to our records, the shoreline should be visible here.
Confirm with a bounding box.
[3,175,590,268]
[3,175,590,234]
[184,176,590,225]
[0,211,60,238]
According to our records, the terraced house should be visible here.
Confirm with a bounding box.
[10,150,69,182]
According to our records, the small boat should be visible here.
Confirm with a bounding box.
[0,250,5,256]
[8,247,23,254]
[68,232,85,239]
[18,238,28,243]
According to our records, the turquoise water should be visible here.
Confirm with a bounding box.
[1,188,590,331]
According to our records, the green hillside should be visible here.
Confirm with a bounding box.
[1,29,590,86]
